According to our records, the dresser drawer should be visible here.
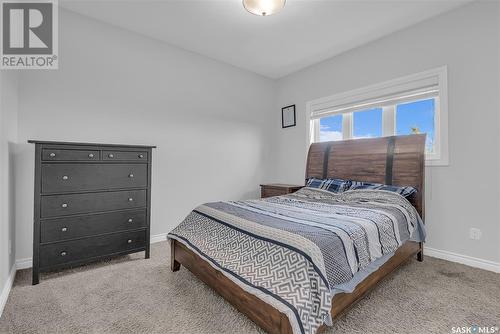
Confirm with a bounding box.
[42,149,99,161]
[39,230,146,268]
[102,150,148,161]
[41,190,147,218]
[40,209,147,243]
[41,164,147,193]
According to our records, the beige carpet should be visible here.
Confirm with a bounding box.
[1,241,498,334]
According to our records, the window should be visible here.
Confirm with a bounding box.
[353,108,382,139]
[396,99,435,153]
[308,67,448,165]
[319,114,342,141]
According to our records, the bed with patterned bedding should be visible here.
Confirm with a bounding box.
[168,187,425,334]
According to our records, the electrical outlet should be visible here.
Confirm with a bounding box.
[469,228,482,240]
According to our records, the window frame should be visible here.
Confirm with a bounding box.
[307,66,449,166]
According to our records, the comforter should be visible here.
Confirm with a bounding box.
[168,187,425,334]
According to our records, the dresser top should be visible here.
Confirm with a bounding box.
[28,140,156,148]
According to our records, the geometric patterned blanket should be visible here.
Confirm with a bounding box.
[168,187,424,334]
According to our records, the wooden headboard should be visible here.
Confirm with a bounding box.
[305,134,426,219]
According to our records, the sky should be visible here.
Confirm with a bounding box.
[353,108,382,138]
[396,99,435,152]
[319,98,435,152]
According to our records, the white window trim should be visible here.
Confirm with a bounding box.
[306,66,449,166]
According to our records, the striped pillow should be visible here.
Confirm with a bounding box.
[348,181,417,198]
[306,177,352,193]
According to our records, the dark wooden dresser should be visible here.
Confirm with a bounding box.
[29,141,155,285]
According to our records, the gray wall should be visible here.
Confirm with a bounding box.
[0,71,18,305]
[269,1,500,263]
[7,1,500,269]
[14,9,276,261]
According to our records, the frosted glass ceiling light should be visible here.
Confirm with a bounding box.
[243,0,286,16]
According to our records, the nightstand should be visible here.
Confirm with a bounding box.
[260,184,303,198]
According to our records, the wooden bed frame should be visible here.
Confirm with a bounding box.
[170,134,426,334]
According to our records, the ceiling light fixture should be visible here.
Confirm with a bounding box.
[243,0,285,16]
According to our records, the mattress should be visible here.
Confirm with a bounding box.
[168,187,425,334]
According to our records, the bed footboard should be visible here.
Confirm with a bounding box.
[323,240,421,328]
[417,242,424,262]
[170,239,421,334]
[170,239,293,334]
[170,239,181,272]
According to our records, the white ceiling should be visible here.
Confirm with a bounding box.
[60,0,471,79]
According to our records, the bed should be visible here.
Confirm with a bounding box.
[168,134,426,334]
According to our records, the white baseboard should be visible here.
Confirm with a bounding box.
[150,232,168,244]
[425,247,500,273]
[0,264,16,319]
[15,258,32,270]
[11,238,500,274]
[14,233,170,271]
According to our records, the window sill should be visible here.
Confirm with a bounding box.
[425,157,449,167]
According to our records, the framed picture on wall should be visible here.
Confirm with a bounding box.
[282,105,296,128]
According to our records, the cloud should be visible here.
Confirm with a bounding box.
[352,134,374,139]
[320,130,342,142]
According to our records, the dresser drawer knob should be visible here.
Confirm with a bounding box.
[128,173,134,178]
[127,239,132,244]
[128,218,133,223]
[61,203,68,208]
[88,153,95,158]
[108,153,114,158]
[138,154,144,159]
[61,227,68,232]
[49,152,56,158]
[60,251,67,256]
[128,198,133,202]
[62,175,69,180]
